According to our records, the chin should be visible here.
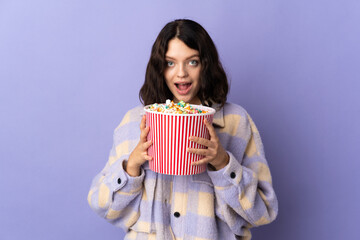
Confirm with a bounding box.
[181,97,200,105]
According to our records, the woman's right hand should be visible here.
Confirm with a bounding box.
[126,115,153,177]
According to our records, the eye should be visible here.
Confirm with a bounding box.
[167,61,174,67]
[189,60,199,66]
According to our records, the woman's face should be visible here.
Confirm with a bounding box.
[164,38,201,105]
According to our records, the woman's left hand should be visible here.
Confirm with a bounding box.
[187,118,229,170]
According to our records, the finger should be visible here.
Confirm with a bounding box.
[191,158,210,166]
[140,115,146,130]
[143,154,153,161]
[189,136,214,148]
[140,126,150,141]
[187,147,209,156]
[142,139,153,150]
[204,118,218,140]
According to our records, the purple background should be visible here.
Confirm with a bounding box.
[1,0,359,239]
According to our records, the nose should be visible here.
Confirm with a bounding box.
[177,64,188,78]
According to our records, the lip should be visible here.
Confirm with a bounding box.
[174,82,192,95]
[175,81,192,84]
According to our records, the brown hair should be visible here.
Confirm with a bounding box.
[139,19,228,108]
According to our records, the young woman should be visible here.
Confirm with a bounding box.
[88,19,278,240]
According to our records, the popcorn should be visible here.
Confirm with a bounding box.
[148,100,208,114]
[144,100,216,175]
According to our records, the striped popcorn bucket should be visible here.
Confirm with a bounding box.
[144,104,216,175]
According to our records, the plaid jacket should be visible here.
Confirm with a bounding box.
[88,102,278,239]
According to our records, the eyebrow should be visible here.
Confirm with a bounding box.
[165,54,200,60]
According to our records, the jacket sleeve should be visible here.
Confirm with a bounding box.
[87,109,145,231]
[207,112,278,234]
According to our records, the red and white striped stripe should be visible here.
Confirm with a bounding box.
[145,105,215,175]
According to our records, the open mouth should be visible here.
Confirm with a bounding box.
[175,83,192,90]
[175,83,192,95]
